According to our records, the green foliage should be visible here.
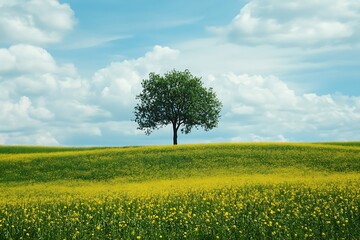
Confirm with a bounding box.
[134,69,222,144]
[0,143,359,183]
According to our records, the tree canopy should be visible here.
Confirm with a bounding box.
[134,69,222,145]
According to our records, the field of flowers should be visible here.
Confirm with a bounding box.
[0,143,359,239]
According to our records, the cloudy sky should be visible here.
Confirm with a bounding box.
[0,0,359,146]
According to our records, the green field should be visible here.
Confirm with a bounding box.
[0,143,359,239]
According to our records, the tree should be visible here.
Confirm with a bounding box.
[134,69,222,145]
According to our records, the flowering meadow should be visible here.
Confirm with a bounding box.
[0,143,359,239]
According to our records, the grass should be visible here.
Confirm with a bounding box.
[1,143,359,183]
[0,145,108,154]
[0,142,359,239]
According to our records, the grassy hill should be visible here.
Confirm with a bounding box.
[0,143,359,239]
[1,142,359,184]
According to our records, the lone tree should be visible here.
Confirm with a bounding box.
[134,69,222,145]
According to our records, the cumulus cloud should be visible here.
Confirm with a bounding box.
[0,0,75,45]
[0,131,59,146]
[84,45,360,143]
[0,41,359,145]
[0,96,53,132]
[0,44,57,74]
[0,45,87,100]
[92,45,179,113]
[0,45,181,145]
[211,0,360,46]
[0,44,112,145]
[212,73,360,141]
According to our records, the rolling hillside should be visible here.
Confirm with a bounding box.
[1,143,359,183]
[0,143,359,239]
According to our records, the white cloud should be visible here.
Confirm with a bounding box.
[2,0,358,146]
[172,38,330,80]
[0,44,57,74]
[51,100,111,122]
[0,49,16,71]
[0,131,60,146]
[214,73,360,141]
[63,35,132,50]
[0,135,5,144]
[0,41,359,145]
[0,96,50,131]
[232,134,288,142]
[97,121,144,136]
[92,45,179,109]
[0,0,75,45]
[33,132,60,146]
[211,0,360,46]
[0,44,182,145]
[0,45,90,102]
[218,73,297,109]
[230,105,255,115]
[0,44,111,145]
[88,45,360,143]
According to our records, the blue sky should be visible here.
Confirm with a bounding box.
[0,0,359,146]
[51,0,244,76]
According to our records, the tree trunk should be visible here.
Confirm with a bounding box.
[173,123,178,145]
